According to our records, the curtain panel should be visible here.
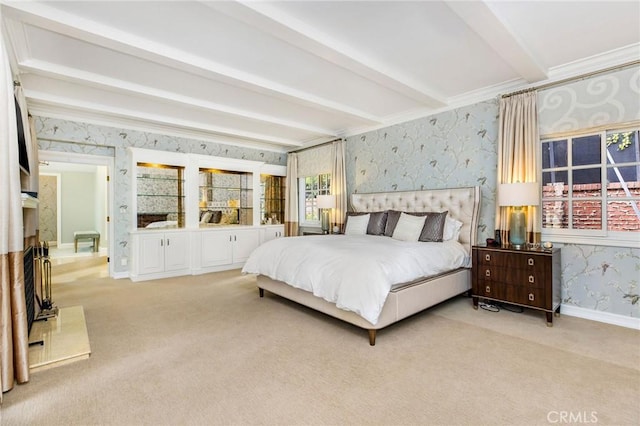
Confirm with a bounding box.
[284,153,299,236]
[331,140,347,232]
[1,38,30,400]
[495,91,541,245]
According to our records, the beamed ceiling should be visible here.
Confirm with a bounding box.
[2,1,639,152]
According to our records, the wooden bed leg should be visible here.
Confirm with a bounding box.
[259,288,264,297]
[368,329,376,346]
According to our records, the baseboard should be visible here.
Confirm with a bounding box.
[561,304,640,330]
[112,271,129,280]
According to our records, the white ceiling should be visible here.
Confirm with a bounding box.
[2,1,639,153]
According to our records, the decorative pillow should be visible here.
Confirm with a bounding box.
[345,211,388,235]
[344,214,370,235]
[209,210,222,224]
[443,216,464,241]
[392,213,427,242]
[200,211,212,224]
[384,210,403,237]
[418,211,448,242]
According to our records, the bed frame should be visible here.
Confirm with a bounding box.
[257,186,481,345]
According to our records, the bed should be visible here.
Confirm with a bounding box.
[243,186,480,345]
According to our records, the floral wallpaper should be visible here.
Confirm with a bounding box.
[345,99,499,244]
[35,117,286,275]
[344,94,639,319]
[38,174,57,243]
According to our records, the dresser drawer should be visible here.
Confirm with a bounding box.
[513,269,545,288]
[478,265,509,283]
[476,280,504,300]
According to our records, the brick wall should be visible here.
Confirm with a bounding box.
[543,182,640,231]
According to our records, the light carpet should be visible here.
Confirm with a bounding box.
[1,257,638,426]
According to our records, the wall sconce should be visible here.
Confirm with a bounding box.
[316,194,336,234]
[499,182,539,248]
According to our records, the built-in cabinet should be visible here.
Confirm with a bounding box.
[130,230,190,281]
[128,148,286,281]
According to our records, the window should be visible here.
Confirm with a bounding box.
[541,125,640,247]
[298,173,331,226]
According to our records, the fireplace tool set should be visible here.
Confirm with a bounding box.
[35,241,58,321]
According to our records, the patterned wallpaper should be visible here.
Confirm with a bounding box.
[35,117,286,274]
[345,100,499,244]
[38,174,57,243]
[344,89,639,319]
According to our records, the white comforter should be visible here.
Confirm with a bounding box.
[242,235,468,325]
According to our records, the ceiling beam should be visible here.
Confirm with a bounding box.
[19,59,338,139]
[1,1,383,125]
[205,1,447,109]
[444,0,548,83]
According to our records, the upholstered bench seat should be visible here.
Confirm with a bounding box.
[74,231,100,253]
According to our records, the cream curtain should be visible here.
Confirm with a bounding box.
[330,140,347,232]
[495,92,540,244]
[284,153,299,236]
[1,37,30,400]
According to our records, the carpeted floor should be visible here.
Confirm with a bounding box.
[2,257,639,425]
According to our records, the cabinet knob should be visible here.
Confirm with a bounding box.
[485,254,490,262]
[528,293,535,301]
[485,269,491,277]
[528,258,534,266]
[485,285,490,293]
[167,239,170,246]
[528,275,534,283]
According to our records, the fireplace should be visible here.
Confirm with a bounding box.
[24,245,35,334]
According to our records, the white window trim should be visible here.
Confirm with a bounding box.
[540,125,640,249]
[298,179,321,228]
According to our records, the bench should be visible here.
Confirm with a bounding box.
[74,231,100,253]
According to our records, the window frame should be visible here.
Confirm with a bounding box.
[540,123,640,248]
[298,173,331,228]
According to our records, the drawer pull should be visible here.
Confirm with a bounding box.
[528,258,534,266]
[528,293,535,301]
[485,285,491,293]
[485,254,491,262]
[485,269,491,277]
[528,275,535,283]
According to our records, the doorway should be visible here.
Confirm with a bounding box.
[38,151,114,278]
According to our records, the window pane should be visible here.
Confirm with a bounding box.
[542,139,567,168]
[542,171,568,197]
[607,166,640,197]
[572,134,601,166]
[572,200,602,230]
[573,167,601,185]
[607,200,640,231]
[606,130,639,164]
[542,200,567,229]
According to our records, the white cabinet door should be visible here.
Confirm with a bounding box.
[137,233,165,275]
[164,232,191,272]
[200,231,234,267]
[233,229,260,263]
[261,225,285,244]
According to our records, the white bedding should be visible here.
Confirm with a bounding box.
[242,235,468,325]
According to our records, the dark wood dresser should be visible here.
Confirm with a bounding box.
[472,245,561,325]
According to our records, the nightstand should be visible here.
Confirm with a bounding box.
[472,245,561,326]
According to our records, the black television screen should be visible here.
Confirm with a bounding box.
[15,96,30,175]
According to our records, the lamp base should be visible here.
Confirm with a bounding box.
[321,209,330,234]
[509,206,526,249]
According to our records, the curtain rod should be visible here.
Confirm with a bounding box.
[501,60,640,98]
[290,138,342,154]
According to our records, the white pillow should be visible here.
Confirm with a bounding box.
[345,214,370,235]
[443,216,463,241]
[392,212,427,242]
[200,211,212,224]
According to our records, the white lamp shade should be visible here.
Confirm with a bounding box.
[316,194,336,209]
[498,182,539,207]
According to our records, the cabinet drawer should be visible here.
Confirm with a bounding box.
[478,266,509,283]
[513,270,545,288]
[476,280,504,300]
[518,287,546,309]
[477,250,509,266]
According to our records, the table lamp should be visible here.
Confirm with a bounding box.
[498,182,539,248]
[316,194,336,234]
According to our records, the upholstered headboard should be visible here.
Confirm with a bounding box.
[351,186,481,254]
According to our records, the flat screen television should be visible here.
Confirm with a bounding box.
[15,96,30,175]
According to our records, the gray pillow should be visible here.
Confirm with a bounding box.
[384,210,448,242]
[345,211,388,236]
